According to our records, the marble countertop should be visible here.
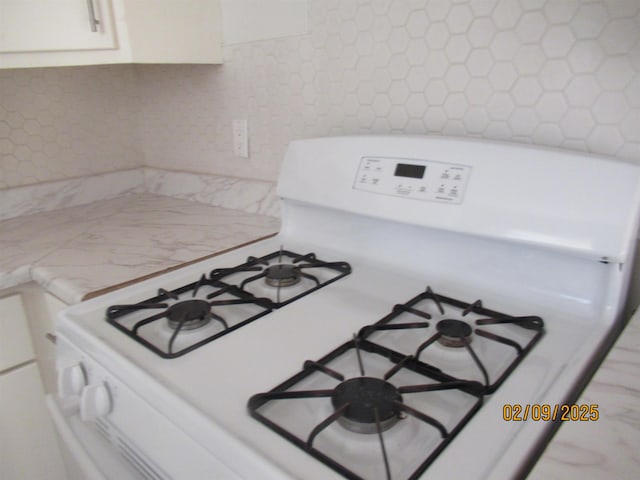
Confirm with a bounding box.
[528,309,640,479]
[0,193,280,304]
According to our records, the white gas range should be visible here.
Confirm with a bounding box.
[48,136,640,480]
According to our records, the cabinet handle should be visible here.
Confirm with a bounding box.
[46,333,57,345]
[86,0,101,32]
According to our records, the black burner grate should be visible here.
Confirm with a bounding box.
[105,249,352,357]
[106,275,273,358]
[209,249,352,307]
[358,287,545,393]
[248,286,544,478]
[248,338,483,480]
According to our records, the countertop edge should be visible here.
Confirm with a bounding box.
[81,232,278,301]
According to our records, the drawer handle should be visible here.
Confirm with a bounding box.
[86,0,101,32]
[46,333,57,345]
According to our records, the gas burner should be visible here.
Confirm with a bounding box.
[248,339,484,480]
[264,264,301,288]
[332,377,403,434]
[209,249,352,307]
[106,250,351,358]
[357,286,545,393]
[166,299,212,331]
[436,319,472,348]
[105,277,273,358]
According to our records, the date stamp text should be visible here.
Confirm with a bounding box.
[502,404,599,422]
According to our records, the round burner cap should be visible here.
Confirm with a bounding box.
[167,299,212,331]
[436,319,472,348]
[264,264,301,288]
[331,377,402,434]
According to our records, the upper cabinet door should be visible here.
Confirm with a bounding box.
[0,0,117,53]
[0,0,222,68]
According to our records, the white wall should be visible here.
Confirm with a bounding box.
[221,0,308,45]
[1,0,639,188]
[137,0,640,182]
[0,65,141,189]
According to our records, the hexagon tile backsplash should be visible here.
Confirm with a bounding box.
[0,64,142,189]
[2,0,640,189]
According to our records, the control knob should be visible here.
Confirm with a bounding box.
[80,382,112,421]
[57,363,87,398]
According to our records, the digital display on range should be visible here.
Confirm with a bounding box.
[394,163,426,179]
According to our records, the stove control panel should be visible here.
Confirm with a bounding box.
[353,156,471,204]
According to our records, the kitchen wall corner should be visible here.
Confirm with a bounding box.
[0,167,278,221]
[0,64,142,189]
[0,168,145,221]
[143,168,279,217]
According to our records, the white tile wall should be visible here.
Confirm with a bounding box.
[137,0,640,182]
[0,65,141,189]
[1,0,639,188]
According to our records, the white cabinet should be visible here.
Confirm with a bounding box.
[37,291,70,393]
[0,294,35,370]
[0,0,222,68]
[0,293,67,480]
[124,0,223,64]
[1,364,67,480]
[0,0,118,54]
[5,284,71,394]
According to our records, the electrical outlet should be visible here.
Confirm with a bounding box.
[232,119,249,158]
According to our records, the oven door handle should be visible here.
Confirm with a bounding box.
[45,395,108,480]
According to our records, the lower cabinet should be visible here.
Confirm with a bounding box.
[0,363,67,480]
[0,290,67,480]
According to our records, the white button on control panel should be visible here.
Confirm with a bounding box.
[353,156,471,204]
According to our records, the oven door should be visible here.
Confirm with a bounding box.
[46,388,243,480]
[46,395,136,480]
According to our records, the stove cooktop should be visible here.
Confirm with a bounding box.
[104,244,545,477]
[248,285,545,479]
